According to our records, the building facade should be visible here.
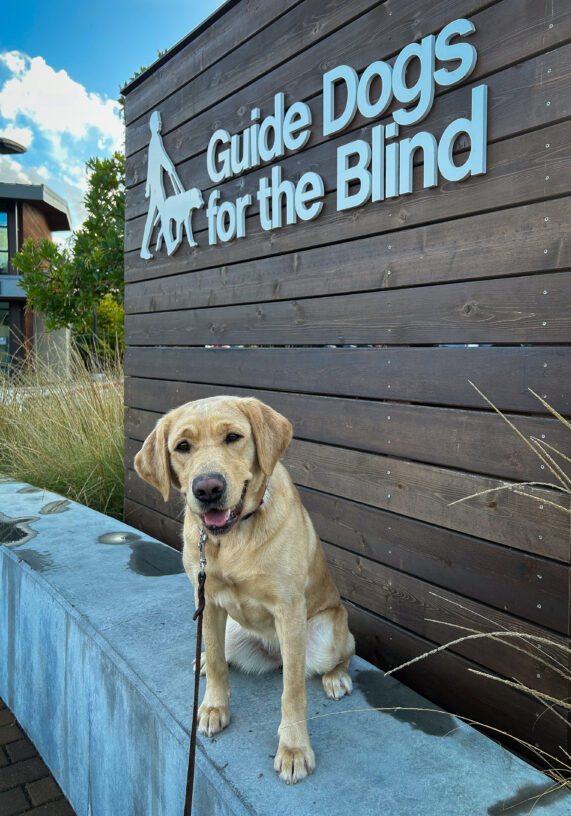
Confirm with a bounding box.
[0,139,71,371]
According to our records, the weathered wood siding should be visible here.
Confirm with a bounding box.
[123,0,571,767]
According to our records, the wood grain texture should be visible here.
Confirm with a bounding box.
[302,488,569,635]
[125,0,502,163]
[123,0,304,125]
[124,394,567,485]
[123,463,569,633]
[283,438,570,560]
[325,541,567,697]
[125,197,571,313]
[125,0,569,171]
[125,271,571,345]
[124,119,571,272]
[124,346,570,415]
[21,203,51,242]
[122,0,571,767]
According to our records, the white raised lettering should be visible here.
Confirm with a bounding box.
[337,140,371,210]
[434,19,477,87]
[323,65,359,136]
[207,129,231,183]
[438,85,487,181]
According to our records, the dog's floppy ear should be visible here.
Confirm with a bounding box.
[240,398,293,477]
[134,415,179,501]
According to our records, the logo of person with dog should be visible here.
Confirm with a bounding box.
[140,111,204,259]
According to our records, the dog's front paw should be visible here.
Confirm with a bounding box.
[274,741,315,785]
[198,703,230,737]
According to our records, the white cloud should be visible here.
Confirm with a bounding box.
[0,155,47,185]
[0,50,124,229]
[0,51,123,151]
[1,52,27,76]
[1,125,33,149]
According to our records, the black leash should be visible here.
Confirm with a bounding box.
[184,530,207,816]
[182,491,267,814]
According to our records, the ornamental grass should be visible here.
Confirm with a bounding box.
[387,386,570,799]
[0,344,124,519]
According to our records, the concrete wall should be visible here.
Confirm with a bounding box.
[0,481,568,815]
[32,314,71,376]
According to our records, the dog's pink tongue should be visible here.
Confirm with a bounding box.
[204,509,228,527]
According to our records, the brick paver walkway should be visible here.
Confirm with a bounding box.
[0,698,76,816]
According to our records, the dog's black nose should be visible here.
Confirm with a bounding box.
[192,473,226,504]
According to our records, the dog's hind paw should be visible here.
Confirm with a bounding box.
[322,667,353,700]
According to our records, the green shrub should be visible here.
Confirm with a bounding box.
[0,347,124,519]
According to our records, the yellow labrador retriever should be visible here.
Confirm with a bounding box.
[135,396,355,784]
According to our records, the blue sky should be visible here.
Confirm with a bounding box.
[0,0,226,233]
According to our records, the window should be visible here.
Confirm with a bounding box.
[0,212,7,275]
[0,301,10,373]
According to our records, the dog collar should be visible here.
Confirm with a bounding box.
[241,479,269,522]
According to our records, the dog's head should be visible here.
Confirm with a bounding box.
[134,396,292,535]
[189,187,204,209]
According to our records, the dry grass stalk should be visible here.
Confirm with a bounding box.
[448,383,571,515]
[0,346,124,519]
[386,387,570,800]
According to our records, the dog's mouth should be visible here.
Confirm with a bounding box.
[201,482,248,535]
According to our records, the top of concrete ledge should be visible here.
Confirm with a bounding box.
[0,479,569,816]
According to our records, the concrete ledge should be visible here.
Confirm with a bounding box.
[0,481,568,815]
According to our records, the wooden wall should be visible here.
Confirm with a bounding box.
[19,203,54,352]
[123,0,571,768]
[21,202,51,244]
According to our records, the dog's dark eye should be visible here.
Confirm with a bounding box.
[225,432,242,444]
[175,440,191,453]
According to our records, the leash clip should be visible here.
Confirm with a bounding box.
[197,527,208,576]
[193,528,208,623]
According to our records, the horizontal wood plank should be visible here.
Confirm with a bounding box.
[125,0,383,137]
[123,464,568,632]
[123,0,305,125]
[124,391,568,485]
[122,0,571,770]
[125,0,569,170]
[325,542,567,697]
[125,271,571,345]
[124,497,183,550]
[284,439,570,561]
[301,488,569,634]
[123,347,571,415]
[123,433,570,561]
[125,0,502,164]
[125,197,571,313]
[121,494,569,761]
[123,459,568,699]
[124,467,184,514]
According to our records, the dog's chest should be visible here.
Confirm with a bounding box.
[208,570,275,632]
